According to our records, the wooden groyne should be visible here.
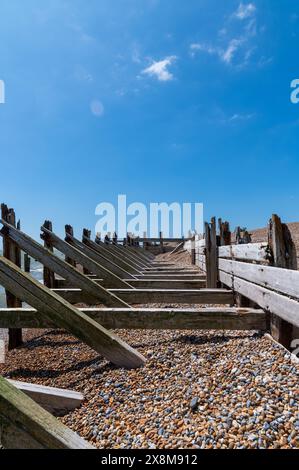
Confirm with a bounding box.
[0,203,297,448]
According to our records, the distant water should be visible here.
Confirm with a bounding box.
[0,250,44,307]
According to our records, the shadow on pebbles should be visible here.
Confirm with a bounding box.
[0,328,298,449]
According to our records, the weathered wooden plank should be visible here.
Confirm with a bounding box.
[268,214,297,349]
[66,232,137,280]
[0,307,266,331]
[43,220,55,288]
[142,267,198,272]
[205,218,218,288]
[83,236,142,274]
[0,257,145,368]
[219,271,299,328]
[169,241,184,255]
[109,288,233,305]
[218,219,231,246]
[196,246,206,256]
[0,220,127,307]
[50,288,233,305]
[8,380,83,416]
[219,258,299,300]
[1,205,23,349]
[218,243,270,262]
[104,239,150,267]
[196,238,206,248]
[124,279,206,289]
[136,273,202,279]
[0,375,93,449]
[51,288,93,304]
[114,245,150,268]
[65,225,77,267]
[122,244,154,265]
[55,278,206,290]
[97,233,150,265]
[40,226,132,289]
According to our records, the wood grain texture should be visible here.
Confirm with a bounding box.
[0,257,145,368]
[0,375,94,449]
[0,220,127,307]
[0,307,266,330]
[219,270,299,328]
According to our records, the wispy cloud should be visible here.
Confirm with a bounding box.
[190,43,218,58]
[233,3,256,20]
[190,3,261,68]
[141,56,177,81]
[228,113,255,122]
[221,38,244,64]
[190,39,244,65]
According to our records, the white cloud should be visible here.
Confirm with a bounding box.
[190,43,218,57]
[190,39,243,65]
[220,38,244,64]
[234,3,256,20]
[142,56,177,81]
[90,100,104,117]
[190,2,259,67]
[229,113,255,122]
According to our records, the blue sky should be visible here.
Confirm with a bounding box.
[1,0,299,238]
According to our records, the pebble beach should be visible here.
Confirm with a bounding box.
[0,251,298,449]
[0,327,298,449]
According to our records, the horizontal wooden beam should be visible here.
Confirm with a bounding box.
[0,375,93,449]
[55,278,206,290]
[124,279,206,289]
[142,267,199,272]
[218,242,270,263]
[139,238,189,242]
[0,257,145,368]
[8,380,83,416]
[219,270,299,328]
[219,258,299,300]
[0,307,266,330]
[137,273,203,279]
[109,288,234,305]
[50,288,233,305]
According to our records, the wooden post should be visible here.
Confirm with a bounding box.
[42,221,55,289]
[1,204,23,350]
[143,231,147,250]
[191,235,196,265]
[268,214,297,350]
[81,229,91,275]
[95,233,101,245]
[160,231,164,253]
[233,223,255,308]
[0,257,145,368]
[218,219,231,246]
[218,220,231,292]
[236,226,252,244]
[205,217,218,288]
[24,253,31,273]
[65,225,76,268]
